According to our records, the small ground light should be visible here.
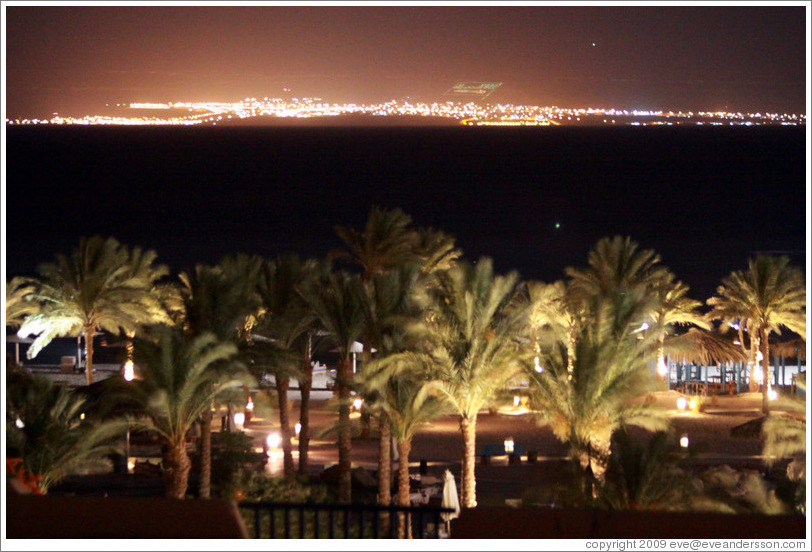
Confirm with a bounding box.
[353,398,363,411]
[294,422,301,437]
[680,434,689,448]
[513,395,521,407]
[14,417,24,429]
[233,412,245,428]
[123,360,134,381]
[246,398,254,411]
[689,398,698,410]
[768,389,778,401]
[504,437,515,454]
[266,433,281,451]
[677,397,687,410]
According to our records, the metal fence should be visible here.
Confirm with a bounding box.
[238,500,454,539]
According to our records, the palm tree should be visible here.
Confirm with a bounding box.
[174,255,263,498]
[332,206,420,281]
[6,370,128,494]
[562,236,674,376]
[707,255,806,413]
[566,235,672,301]
[528,281,670,484]
[334,207,460,505]
[361,366,447,537]
[302,271,367,503]
[413,227,463,278]
[650,273,709,379]
[521,280,581,374]
[6,277,40,328]
[599,430,694,511]
[250,255,326,480]
[762,375,806,514]
[126,327,254,498]
[424,258,529,508]
[360,263,431,507]
[17,236,169,385]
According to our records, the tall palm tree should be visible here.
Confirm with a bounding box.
[528,283,670,484]
[302,271,367,503]
[332,205,420,281]
[413,227,463,278]
[250,255,326,480]
[424,258,529,508]
[521,280,581,374]
[650,273,709,379]
[126,328,254,498]
[707,255,806,413]
[360,263,431,506]
[361,366,447,537]
[6,371,128,494]
[174,255,263,498]
[566,235,671,301]
[333,207,458,503]
[17,236,169,385]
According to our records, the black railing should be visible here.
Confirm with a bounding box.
[238,501,454,539]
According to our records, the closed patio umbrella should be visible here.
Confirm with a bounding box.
[441,469,460,536]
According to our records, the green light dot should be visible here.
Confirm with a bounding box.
[555,222,561,229]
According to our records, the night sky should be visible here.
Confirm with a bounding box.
[2,3,810,306]
[3,4,808,116]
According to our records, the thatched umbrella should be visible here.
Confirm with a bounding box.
[664,327,748,366]
[771,337,806,361]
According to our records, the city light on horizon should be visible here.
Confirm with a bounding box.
[5,97,804,127]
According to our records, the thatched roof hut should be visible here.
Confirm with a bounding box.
[665,327,748,365]
[771,337,806,361]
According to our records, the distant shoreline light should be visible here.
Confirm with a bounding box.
[5,98,805,126]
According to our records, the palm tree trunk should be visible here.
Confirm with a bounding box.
[397,438,413,539]
[337,355,353,503]
[378,416,392,505]
[749,333,760,392]
[297,355,313,476]
[459,415,477,508]
[276,375,295,479]
[164,439,192,499]
[199,408,212,498]
[84,326,95,385]
[761,328,771,414]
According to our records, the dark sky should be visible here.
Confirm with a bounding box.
[4,4,808,117]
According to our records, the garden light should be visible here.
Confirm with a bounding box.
[266,433,281,451]
[513,395,521,407]
[680,434,689,448]
[353,397,363,411]
[295,422,301,437]
[233,412,245,428]
[123,360,134,381]
[504,437,515,454]
[677,397,687,411]
[657,358,668,376]
[689,398,698,410]
[768,389,777,401]
[246,397,254,411]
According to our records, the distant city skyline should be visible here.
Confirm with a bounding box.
[4,3,809,117]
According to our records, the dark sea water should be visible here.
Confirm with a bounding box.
[5,125,807,302]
